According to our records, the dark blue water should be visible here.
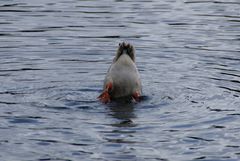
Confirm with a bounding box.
[0,0,240,161]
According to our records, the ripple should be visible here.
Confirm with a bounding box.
[110,119,137,128]
[207,107,235,112]
[187,136,215,142]
[184,46,240,53]
[30,138,91,146]
[58,59,102,63]
[218,86,240,93]
[211,125,225,129]
[0,101,18,105]
[0,68,46,72]
[0,91,32,95]
[18,29,48,33]
[0,0,240,160]
[226,145,240,148]
[0,9,31,12]
[194,156,206,160]
[220,72,240,78]
[29,102,70,110]
[185,1,240,4]
[72,35,148,39]
[38,157,71,161]
[8,116,45,124]
[0,33,12,36]
[76,105,92,110]
[104,138,138,144]
[0,3,26,7]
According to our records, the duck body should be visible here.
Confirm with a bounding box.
[98,42,142,103]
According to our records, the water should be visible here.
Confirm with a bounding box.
[0,0,240,160]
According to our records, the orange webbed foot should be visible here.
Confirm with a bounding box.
[98,83,112,104]
[132,91,141,103]
[98,91,111,104]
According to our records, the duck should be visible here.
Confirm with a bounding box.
[98,42,142,103]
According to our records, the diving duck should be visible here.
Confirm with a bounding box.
[98,42,142,103]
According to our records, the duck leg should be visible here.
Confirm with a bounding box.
[98,82,112,103]
[132,91,141,103]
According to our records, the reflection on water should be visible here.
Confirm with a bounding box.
[109,103,136,122]
[0,0,240,160]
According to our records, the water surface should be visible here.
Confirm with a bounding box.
[0,0,240,161]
